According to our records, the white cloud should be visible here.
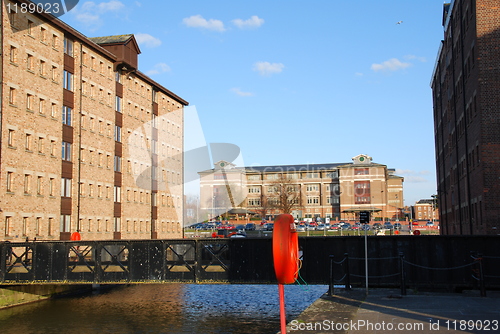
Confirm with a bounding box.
[253,61,284,76]
[135,33,162,48]
[395,169,431,183]
[146,63,171,76]
[232,15,264,29]
[404,54,426,62]
[182,15,225,32]
[371,58,411,72]
[96,0,124,11]
[72,1,125,30]
[230,88,254,97]
[74,12,100,25]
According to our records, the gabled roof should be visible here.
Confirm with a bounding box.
[90,34,134,44]
[89,34,141,55]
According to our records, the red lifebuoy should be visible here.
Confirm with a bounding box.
[273,214,299,284]
[413,230,421,236]
[70,232,81,241]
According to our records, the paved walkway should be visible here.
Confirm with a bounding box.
[284,288,500,334]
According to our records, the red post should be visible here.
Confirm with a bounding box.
[278,283,287,334]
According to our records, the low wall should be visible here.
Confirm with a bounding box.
[0,285,93,309]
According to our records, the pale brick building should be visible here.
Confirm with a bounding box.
[0,0,188,241]
[199,154,404,222]
[413,199,439,222]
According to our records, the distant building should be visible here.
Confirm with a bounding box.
[0,1,188,241]
[431,0,500,234]
[413,199,439,222]
[199,154,404,222]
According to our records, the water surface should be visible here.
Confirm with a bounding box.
[0,284,327,334]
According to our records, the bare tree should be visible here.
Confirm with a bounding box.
[254,195,272,220]
[184,195,200,225]
[267,173,302,214]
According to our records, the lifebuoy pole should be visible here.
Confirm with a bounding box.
[273,214,299,334]
[279,283,286,334]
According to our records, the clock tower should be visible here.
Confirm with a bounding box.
[352,154,372,165]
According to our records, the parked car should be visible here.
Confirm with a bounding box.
[383,222,394,230]
[295,225,306,232]
[372,223,382,230]
[316,224,326,231]
[352,222,361,230]
[305,224,316,231]
[340,222,351,230]
[394,222,402,230]
[244,223,256,231]
[235,225,246,233]
[330,223,341,230]
[264,223,274,231]
[360,224,371,231]
[426,222,435,227]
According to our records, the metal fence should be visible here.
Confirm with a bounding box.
[1,235,499,291]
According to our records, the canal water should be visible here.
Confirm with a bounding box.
[0,284,327,334]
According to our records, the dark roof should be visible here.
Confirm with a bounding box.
[416,199,434,205]
[89,34,135,45]
[245,163,348,173]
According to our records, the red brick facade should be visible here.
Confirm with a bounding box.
[431,0,500,235]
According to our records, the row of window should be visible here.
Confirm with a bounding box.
[81,51,113,77]
[9,91,123,143]
[3,216,56,238]
[8,87,58,116]
[247,171,340,181]
[5,172,57,197]
[5,129,119,168]
[2,214,181,238]
[9,46,61,81]
[79,148,121,171]
[7,5,64,48]
[7,129,58,155]
[7,128,180,179]
[4,173,119,202]
[245,196,340,207]
[247,184,339,193]
[5,170,180,207]
[250,172,339,180]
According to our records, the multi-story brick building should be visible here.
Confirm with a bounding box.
[431,0,500,235]
[413,199,439,222]
[0,0,188,241]
[199,154,404,222]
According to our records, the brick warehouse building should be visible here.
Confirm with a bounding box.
[199,154,404,222]
[0,0,188,241]
[431,0,500,235]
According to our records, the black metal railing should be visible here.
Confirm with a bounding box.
[1,236,500,291]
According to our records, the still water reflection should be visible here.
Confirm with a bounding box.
[0,284,327,334]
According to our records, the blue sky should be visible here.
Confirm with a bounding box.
[60,0,445,205]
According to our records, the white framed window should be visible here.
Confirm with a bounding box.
[114,186,121,203]
[61,178,72,197]
[64,37,73,56]
[248,186,260,194]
